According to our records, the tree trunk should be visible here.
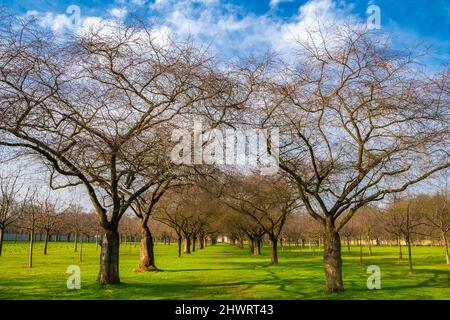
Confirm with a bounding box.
[199,237,204,249]
[0,227,4,257]
[368,237,373,256]
[79,236,83,262]
[398,234,403,260]
[184,237,191,254]
[177,235,182,257]
[29,229,34,268]
[98,227,120,285]
[249,236,254,254]
[270,238,278,264]
[346,236,351,255]
[43,230,49,255]
[192,237,196,252]
[239,238,244,249]
[406,235,413,273]
[323,225,344,293]
[74,232,78,252]
[442,232,450,265]
[136,225,157,272]
[253,238,261,255]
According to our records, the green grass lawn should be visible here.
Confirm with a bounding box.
[0,241,449,299]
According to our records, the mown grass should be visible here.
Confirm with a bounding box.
[0,241,449,299]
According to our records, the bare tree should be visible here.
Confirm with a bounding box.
[18,189,39,268]
[0,170,22,256]
[256,24,449,292]
[420,191,450,264]
[36,194,64,255]
[0,16,248,284]
[383,196,425,273]
[219,172,300,264]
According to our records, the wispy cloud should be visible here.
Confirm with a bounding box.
[108,7,128,19]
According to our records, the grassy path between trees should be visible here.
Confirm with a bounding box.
[0,242,449,299]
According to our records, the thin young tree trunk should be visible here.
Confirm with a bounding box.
[136,224,157,272]
[98,227,120,284]
[442,232,450,265]
[368,237,373,256]
[29,229,34,268]
[398,234,403,260]
[406,235,413,273]
[323,223,344,293]
[177,235,182,257]
[74,232,78,253]
[79,236,83,262]
[43,229,49,255]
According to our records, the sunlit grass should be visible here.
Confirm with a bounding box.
[0,241,449,299]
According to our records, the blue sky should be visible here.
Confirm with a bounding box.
[1,0,449,64]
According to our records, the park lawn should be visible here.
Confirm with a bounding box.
[0,241,449,300]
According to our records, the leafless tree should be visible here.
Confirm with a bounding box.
[255,23,449,292]
[419,191,450,264]
[218,172,300,264]
[36,193,65,255]
[0,169,22,256]
[17,189,39,267]
[0,15,251,283]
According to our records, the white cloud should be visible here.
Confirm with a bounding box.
[26,10,77,33]
[269,0,294,8]
[131,0,147,5]
[23,0,362,59]
[109,7,128,19]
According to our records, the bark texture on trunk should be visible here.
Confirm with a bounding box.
[184,237,191,254]
[253,238,261,255]
[98,227,120,284]
[136,225,158,272]
[323,225,344,293]
[249,236,254,254]
[270,238,278,264]
[192,237,196,252]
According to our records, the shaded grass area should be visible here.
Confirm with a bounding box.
[0,241,449,299]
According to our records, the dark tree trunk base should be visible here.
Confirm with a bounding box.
[98,227,120,285]
[323,225,344,293]
[134,265,159,272]
[136,225,158,273]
